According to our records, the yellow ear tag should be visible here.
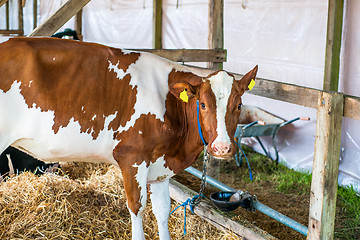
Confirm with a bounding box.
[248,79,255,90]
[179,89,189,103]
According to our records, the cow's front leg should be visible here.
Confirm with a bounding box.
[121,162,149,240]
[150,179,171,240]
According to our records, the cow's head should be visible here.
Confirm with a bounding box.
[170,66,258,158]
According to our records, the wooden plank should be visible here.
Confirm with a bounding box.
[323,0,344,91]
[153,0,162,49]
[0,0,8,8]
[130,49,226,62]
[169,179,277,240]
[17,0,24,36]
[344,95,360,120]
[0,30,23,35]
[248,77,319,109]
[207,0,224,70]
[307,92,343,240]
[28,0,91,37]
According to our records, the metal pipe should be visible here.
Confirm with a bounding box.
[185,166,308,236]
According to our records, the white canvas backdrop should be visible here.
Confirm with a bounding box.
[1,0,359,191]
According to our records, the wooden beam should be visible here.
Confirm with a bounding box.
[0,30,24,35]
[248,77,319,109]
[207,0,224,180]
[17,0,24,36]
[5,0,9,30]
[344,95,360,120]
[207,0,224,70]
[307,92,343,240]
[0,0,8,8]
[130,49,226,62]
[75,9,83,40]
[323,0,344,91]
[185,64,360,120]
[33,0,37,29]
[153,0,162,49]
[169,179,277,240]
[28,0,91,37]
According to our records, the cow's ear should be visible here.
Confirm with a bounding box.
[235,65,258,93]
[169,82,196,103]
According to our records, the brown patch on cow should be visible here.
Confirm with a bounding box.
[0,37,139,139]
[113,113,172,214]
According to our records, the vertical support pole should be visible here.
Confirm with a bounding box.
[206,0,224,181]
[6,0,9,30]
[17,0,24,35]
[307,92,343,240]
[323,0,344,91]
[33,0,37,29]
[75,9,83,40]
[207,0,223,70]
[153,0,162,49]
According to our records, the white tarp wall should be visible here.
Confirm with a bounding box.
[1,0,359,191]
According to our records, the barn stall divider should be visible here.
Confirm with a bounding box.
[4,0,352,239]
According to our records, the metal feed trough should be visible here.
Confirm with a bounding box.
[234,105,309,164]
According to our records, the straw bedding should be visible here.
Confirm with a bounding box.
[0,162,239,239]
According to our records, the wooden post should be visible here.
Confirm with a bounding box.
[153,0,162,49]
[28,0,91,37]
[323,0,344,91]
[17,0,24,36]
[5,0,9,30]
[207,0,224,70]
[307,92,343,240]
[33,0,37,29]
[206,0,224,181]
[75,9,83,40]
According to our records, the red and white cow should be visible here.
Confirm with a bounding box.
[0,38,257,239]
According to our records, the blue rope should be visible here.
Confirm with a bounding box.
[170,194,202,235]
[234,141,253,180]
[196,100,207,146]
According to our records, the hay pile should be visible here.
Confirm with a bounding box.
[0,162,238,239]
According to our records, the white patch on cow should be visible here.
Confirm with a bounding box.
[147,155,174,183]
[132,161,149,219]
[139,130,142,135]
[81,106,84,111]
[108,52,179,133]
[208,71,234,145]
[91,114,96,121]
[53,57,55,61]
[150,179,171,240]
[108,61,126,80]
[0,81,119,166]
[132,161,149,205]
[29,80,33,87]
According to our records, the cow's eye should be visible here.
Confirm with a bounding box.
[238,103,242,110]
[201,103,206,109]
